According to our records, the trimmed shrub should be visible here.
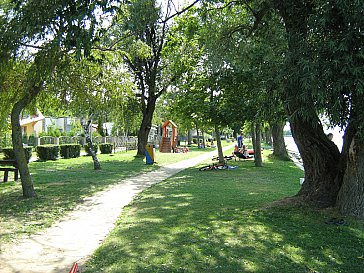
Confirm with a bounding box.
[22,133,28,144]
[99,143,113,154]
[2,147,33,162]
[60,144,81,159]
[36,145,59,161]
[84,143,98,156]
[28,135,36,146]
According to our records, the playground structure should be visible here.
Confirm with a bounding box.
[159,120,177,153]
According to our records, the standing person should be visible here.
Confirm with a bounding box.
[237,132,244,148]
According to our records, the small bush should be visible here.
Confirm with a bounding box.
[60,144,81,159]
[99,143,113,154]
[28,135,36,146]
[36,145,59,161]
[22,133,28,144]
[84,143,98,156]
[2,147,33,162]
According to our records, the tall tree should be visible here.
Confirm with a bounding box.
[306,0,364,216]
[0,0,115,197]
[108,0,199,156]
[240,0,363,215]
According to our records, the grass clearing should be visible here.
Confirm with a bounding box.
[0,146,216,245]
[84,151,364,273]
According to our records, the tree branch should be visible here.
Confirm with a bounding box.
[221,0,270,39]
[161,0,200,23]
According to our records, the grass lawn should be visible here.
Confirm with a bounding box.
[83,151,364,273]
[0,146,218,245]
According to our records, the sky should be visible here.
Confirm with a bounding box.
[284,122,344,152]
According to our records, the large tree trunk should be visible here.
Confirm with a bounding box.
[82,119,101,170]
[277,1,342,207]
[337,123,364,218]
[11,86,40,198]
[187,129,192,145]
[137,96,156,156]
[264,127,272,146]
[337,136,364,218]
[291,116,341,207]
[254,123,263,167]
[271,121,289,160]
[214,125,224,164]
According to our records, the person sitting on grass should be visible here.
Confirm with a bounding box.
[233,144,239,154]
[233,144,251,160]
[241,145,253,158]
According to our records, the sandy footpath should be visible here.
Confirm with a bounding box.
[0,147,233,273]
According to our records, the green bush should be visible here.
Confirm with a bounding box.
[60,144,81,159]
[22,133,28,144]
[28,135,36,146]
[2,147,33,162]
[36,145,59,161]
[84,143,98,156]
[99,143,113,154]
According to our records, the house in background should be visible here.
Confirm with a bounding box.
[43,116,78,134]
[20,110,45,136]
[20,110,78,137]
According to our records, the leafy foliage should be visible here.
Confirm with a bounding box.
[99,143,113,154]
[2,146,32,162]
[59,144,81,159]
[84,143,98,156]
[36,145,60,161]
[306,0,364,131]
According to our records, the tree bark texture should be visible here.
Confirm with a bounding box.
[188,130,192,145]
[291,117,341,207]
[11,86,40,198]
[271,121,289,160]
[337,136,364,218]
[137,96,156,156]
[214,125,224,164]
[82,120,101,170]
[254,123,263,167]
[264,127,273,146]
[337,122,364,218]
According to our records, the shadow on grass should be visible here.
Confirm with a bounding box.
[84,159,364,273]
[0,153,157,243]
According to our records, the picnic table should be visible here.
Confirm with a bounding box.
[0,159,19,182]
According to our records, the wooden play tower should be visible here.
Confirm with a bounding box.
[159,120,178,153]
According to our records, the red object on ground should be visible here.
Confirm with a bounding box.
[69,262,78,273]
[248,149,254,155]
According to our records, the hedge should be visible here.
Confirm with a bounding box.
[84,143,98,156]
[2,147,33,162]
[99,143,113,154]
[60,144,81,159]
[36,145,59,161]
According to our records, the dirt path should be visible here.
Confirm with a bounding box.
[0,147,233,273]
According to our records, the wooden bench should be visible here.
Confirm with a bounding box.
[0,160,19,182]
